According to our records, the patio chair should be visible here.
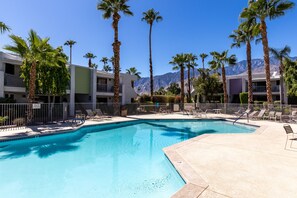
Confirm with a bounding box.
[263,111,275,120]
[283,125,297,149]
[234,108,246,117]
[95,109,112,120]
[86,109,103,121]
[248,111,258,119]
[271,112,282,122]
[193,109,207,118]
[251,109,266,120]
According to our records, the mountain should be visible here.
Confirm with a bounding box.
[134,56,297,94]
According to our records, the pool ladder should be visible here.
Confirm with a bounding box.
[233,112,249,125]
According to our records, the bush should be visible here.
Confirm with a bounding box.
[0,116,8,125]
[174,96,181,103]
[239,92,248,104]
[152,95,168,103]
[13,118,25,126]
[138,95,151,103]
[0,97,16,103]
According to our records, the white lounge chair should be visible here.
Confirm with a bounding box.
[283,125,297,149]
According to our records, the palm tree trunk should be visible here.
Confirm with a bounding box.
[280,59,285,104]
[246,41,253,108]
[112,13,121,116]
[149,23,154,100]
[260,19,273,103]
[70,46,72,65]
[222,66,228,104]
[187,68,191,103]
[180,66,185,110]
[27,61,37,124]
[88,59,91,68]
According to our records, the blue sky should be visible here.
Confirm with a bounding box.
[1,0,296,77]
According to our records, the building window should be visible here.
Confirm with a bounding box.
[131,81,134,88]
[5,63,15,75]
[131,98,135,103]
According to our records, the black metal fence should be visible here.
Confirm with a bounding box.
[0,103,67,129]
[1,102,296,130]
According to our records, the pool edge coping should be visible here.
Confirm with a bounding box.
[163,121,264,198]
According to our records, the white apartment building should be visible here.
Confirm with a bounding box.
[0,51,138,115]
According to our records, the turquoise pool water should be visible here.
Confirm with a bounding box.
[0,120,255,198]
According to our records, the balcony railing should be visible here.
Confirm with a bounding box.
[97,84,122,93]
[252,85,280,93]
[4,74,25,88]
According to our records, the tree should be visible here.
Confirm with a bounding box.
[193,70,223,102]
[84,53,97,68]
[154,87,166,95]
[230,19,260,107]
[0,22,10,34]
[100,57,110,71]
[269,46,291,104]
[126,67,141,79]
[5,30,52,123]
[64,40,76,65]
[167,83,181,95]
[199,53,208,71]
[97,0,133,116]
[185,53,198,103]
[284,58,297,96]
[142,8,163,99]
[209,51,237,103]
[241,0,295,103]
[169,54,187,108]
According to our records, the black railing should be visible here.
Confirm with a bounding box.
[97,84,122,93]
[4,74,25,87]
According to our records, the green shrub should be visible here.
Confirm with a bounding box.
[152,95,168,103]
[0,116,8,125]
[0,98,16,103]
[139,95,151,103]
[239,92,248,104]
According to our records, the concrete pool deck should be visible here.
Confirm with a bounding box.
[0,113,297,197]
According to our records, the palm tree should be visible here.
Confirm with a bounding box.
[170,54,187,108]
[83,53,97,68]
[4,30,50,123]
[209,51,237,104]
[142,9,163,99]
[97,0,133,115]
[0,22,10,34]
[269,46,291,104]
[240,0,295,103]
[230,19,260,107]
[199,53,208,71]
[185,53,198,103]
[64,40,76,65]
[126,67,141,79]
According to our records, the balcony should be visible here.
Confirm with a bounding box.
[252,85,280,93]
[97,84,122,93]
[4,74,25,87]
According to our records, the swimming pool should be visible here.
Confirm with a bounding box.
[0,120,256,198]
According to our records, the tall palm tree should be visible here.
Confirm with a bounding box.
[240,0,295,103]
[230,19,260,107]
[64,40,76,65]
[170,54,187,108]
[100,56,109,69]
[126,67,141,79]
[199,53,208,71]
[4,30,50,123]
[0,22,10,34]
[142,8,163,99]
[209,51,237,104]
[83,53,97,68]
[185,53,198,103]
[97,0,133,115]
[269,46,291,104]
